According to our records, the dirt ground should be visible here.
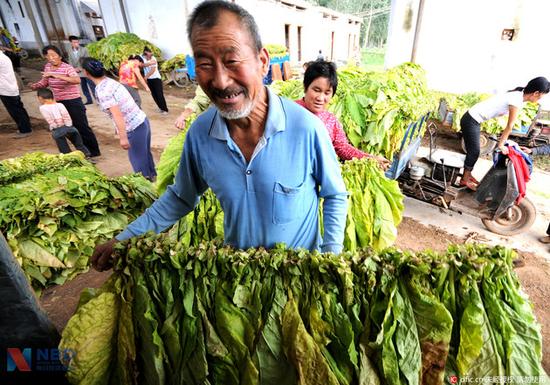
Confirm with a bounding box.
[1,65,549,373]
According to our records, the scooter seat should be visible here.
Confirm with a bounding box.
[417,148,466,168]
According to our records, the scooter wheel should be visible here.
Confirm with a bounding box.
[481,197,536,236]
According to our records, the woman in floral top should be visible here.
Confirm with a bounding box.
[83,58,156,180]
[296,61,389,169]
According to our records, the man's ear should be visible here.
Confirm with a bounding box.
[259,47,270,77]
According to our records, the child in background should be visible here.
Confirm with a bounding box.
[37,88,91,157]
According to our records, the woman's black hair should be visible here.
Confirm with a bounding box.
[508,76,550,94]
[81,57,106,78]
[303,60,338,95]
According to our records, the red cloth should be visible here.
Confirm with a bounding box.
[295,99,367,160]
[507,146,530,203]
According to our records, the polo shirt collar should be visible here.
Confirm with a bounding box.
[209,86,286,141]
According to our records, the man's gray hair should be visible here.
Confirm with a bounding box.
[187,0,263,53]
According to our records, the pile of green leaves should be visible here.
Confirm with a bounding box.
[0,154,156,292]
[273,63,434,159]
[155,114,195,194]
[87,32,162,70]
[0,27,18,50]
[432,91,539,135]
[160,54,187,74]
[342,159,403,251]
[265,43,289,59]
[0,151,87,185]
[60,236,548,384]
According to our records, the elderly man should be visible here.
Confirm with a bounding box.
[91,0,348,271]
[0,49,32,138]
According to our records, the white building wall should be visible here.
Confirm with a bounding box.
[97,0,128,35]
[0,1,47,50]
[96,0,360,63]
[98,0,194,59]
[386,0,550,94]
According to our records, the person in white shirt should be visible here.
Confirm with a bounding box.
[37,88,91,156]
[141,47,169,114]
[459,77,550,190]
[0,50,32,138]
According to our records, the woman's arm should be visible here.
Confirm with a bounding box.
[133,66,150,92]
[332,122,368,160]
[49,73,81,84]
[109,105,130,149]
[497,105,519,154]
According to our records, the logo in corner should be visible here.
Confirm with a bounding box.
[7,348,32,372]
[449,375,458,384]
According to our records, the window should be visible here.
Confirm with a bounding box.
[18,1,25,18]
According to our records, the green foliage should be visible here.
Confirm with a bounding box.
[360,48,385,72]
[0,151,88,185]
[160,54,187,73]
[265,44,289,59]
[0,27,18,50]
[87,32,162,70]
[273,63,433,160]
[0,152,157,292]
[60,238,548,384]
[342,158,403,251]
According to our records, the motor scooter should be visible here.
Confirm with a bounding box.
[386,116,536,236]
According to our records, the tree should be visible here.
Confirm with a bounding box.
[307,0,391,48]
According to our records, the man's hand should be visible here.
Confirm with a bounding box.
[175,108,193,129]
[120,137,130,150]
[520,146,532,154]
[91,238,119,271]
[499,145,509,155]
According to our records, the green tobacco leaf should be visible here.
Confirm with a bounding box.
[19,239,66,268]
[60,291,119,385]
[282,294,339,385]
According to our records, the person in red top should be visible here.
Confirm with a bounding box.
[295,60,389,169]
[29,45,100,156]
[118,55,150,108]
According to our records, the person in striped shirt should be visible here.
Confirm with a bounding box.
[29,45,101,157]
[37,88,90,157]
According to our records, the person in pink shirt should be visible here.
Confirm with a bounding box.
[37,88,90,157]
[30,45,100,157]
[118,55,150,108]
[296,61,389,169]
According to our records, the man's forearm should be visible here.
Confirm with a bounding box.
[116,185,199,241]
[320,193,348,254]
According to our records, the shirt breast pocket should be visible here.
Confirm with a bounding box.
[272,180,308,225]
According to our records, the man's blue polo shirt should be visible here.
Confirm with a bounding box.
[116,87,348,253]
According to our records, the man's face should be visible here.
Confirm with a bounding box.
[191,11,269,119]
[70,39,79,49]
[144,52,152,60]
